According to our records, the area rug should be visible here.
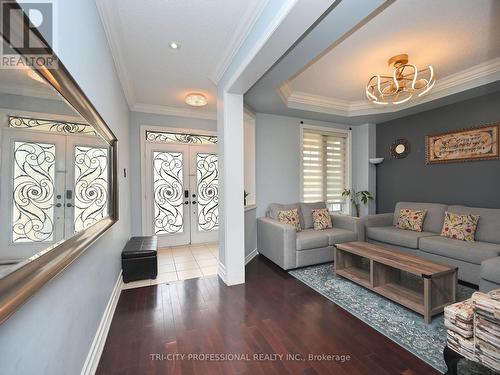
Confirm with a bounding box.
[289,263,496,374]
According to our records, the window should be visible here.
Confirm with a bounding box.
[301,127,349,212]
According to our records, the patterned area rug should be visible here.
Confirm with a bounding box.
[289,263,496,374]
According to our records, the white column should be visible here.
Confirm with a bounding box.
[217,90,245,285]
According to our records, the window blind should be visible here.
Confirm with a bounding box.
[301,129,348,204]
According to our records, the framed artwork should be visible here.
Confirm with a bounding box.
[426,123,499,164]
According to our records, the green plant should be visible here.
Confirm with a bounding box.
[342,189,374,217]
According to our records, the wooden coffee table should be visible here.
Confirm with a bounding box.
[335,241,458,323]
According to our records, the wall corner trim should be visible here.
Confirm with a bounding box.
[245,249,259,265]
[80,271,122,375]
[217,261,227,284]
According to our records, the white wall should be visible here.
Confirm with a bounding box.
[0,2,131,375]
[351,123,377,216]
[255,113,353,218]
[128,111,216,235]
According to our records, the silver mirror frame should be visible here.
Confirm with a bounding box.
[0,2,118,324]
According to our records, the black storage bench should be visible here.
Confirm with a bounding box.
[121,236,158,283]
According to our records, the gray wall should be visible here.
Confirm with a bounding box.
[255,113,351,218]
[376,90,500,213]
[129,111,216,235]
[0,1,131,375]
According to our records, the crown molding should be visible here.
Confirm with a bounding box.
[281,57,500,117]
[209,0,269,85]
[131,103,217,121]
[0,81,61,101]
[95,0,135,106]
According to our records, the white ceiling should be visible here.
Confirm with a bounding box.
[287,0,500,110]
[96,0,267,119]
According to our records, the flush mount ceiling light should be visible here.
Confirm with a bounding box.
[185,93,207,107]
[169,41,179,49]
[365,54,436,105]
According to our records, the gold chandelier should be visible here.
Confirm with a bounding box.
[366,54,435,105]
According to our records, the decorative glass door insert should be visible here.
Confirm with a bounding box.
[12,141,56,243]
[152,151,185,235]
[73,146,109,233]
[195,153,219,232]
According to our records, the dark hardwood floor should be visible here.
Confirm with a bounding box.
[97,255,440,375]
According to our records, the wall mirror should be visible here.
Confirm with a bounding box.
[0,4,117,324]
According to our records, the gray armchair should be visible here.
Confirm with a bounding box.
[257,202,362,270]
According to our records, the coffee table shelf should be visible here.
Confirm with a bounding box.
[335,241,457,323]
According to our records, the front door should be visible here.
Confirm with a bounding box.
[144,142,219,247]
[0,129,109,262]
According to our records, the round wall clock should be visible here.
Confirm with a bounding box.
[391,139,410,159]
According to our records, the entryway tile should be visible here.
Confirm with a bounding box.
[175,261,199,271]
[153,272,178,284]
[122,279,151,290]
[201,266,218,276]
[196,258,218,267]
[159,263,176,273]
[177,269,203,280]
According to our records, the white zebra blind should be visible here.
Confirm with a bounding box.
[301,128,348,204]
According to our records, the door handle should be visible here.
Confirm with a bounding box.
[55,203,62,207]
[184,201,189,205]
[66,203,73,208]
[192,201,197,205]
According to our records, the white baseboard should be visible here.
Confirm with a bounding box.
[217,261,227,284]
[80,271,122,375]
[245,248,258,265]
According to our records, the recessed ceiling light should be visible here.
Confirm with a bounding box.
[185,93,207,107]
[169,42,179,49]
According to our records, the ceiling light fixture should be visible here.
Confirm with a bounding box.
[169,42,179,49]
[366,54,436,105]
[185,93,207,107]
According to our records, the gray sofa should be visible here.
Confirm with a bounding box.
[257,202,363,270]
[365,202,500,290]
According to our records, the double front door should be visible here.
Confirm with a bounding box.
[144,142,218,247]
[0,129,109,261]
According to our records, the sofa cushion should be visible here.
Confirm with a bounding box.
[300,202,327,229]
[393,202,448,233]
[448,205,500,245]
[278,208,302,232]
[395,208,427,232]
[296,229,330,251]
[419,236,500,265]
[366,226,436,249]
[441,211,480,242]
[481,257,500,284]
[312,208,332,230]
[269,203,304,230]
[322,228,357,245]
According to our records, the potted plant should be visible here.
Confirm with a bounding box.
[342,189,374,217]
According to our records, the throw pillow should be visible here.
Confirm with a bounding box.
[278,209,301,232]
[312,208,333,230]
[396,208,427,232]
[441,212,480,242]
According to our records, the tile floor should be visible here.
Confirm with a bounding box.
[122,242,219,290]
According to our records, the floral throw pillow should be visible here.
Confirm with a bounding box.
[312,208,332,230]
[396,209,427,232]
[441,212,480,242]
[278,209,301,232]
